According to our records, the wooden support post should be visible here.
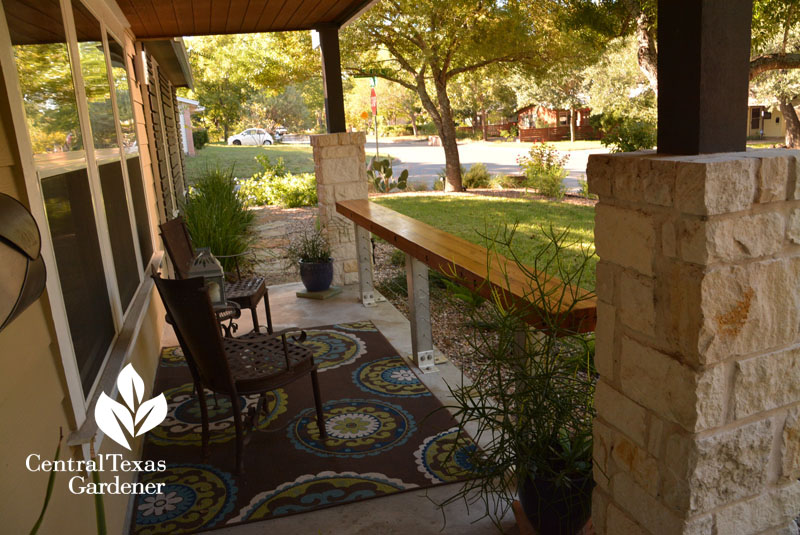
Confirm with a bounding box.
[405,253,436,373]
[354,224,376,307]
[657,0,753,154]
[317,25,346,134]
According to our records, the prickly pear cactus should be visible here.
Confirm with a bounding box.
[367,157,408,193]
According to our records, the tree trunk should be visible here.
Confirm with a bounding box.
[569,108,575,143]
[780,96,800,148]
[410,111,418,136]
[635,11,658,93]
[223,125,229,142]
[414,73,463,191]
[481,109,488,141]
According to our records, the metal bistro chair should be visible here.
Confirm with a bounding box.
[152,273,327,473]
[160,216,273,334]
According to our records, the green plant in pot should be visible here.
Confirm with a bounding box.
[441,225,596,534]
[287,224,333,292]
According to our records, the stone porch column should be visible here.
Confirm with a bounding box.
[311,132,368,286]
[588,150,800,534]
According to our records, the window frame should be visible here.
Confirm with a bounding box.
[0,0,158,430]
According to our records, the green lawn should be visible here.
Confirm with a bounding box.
[373,194,597,290]
[185,144,315,183]
[186,144,391,184]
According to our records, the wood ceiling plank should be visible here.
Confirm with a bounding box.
[255,0,290,32]
[3,0,65,45]
[149,0,180,38]
[116,0,374,35]
[193,0,213,36]
[128,0,163,38]
[170,0,195,37]
[239,0,267,33]
[115,0,145,35]
[315,0,352,24]
[224,0,251,34]
[285,0,328,29]
[270,0,307,29]
[208,0,231,35]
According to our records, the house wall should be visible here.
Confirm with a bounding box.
[0,0,168,531]
[748,106,787,138]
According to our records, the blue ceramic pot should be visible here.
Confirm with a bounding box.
[299,259,333,292]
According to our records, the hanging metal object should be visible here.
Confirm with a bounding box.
[0,193,47,333]
[187,247,226,307]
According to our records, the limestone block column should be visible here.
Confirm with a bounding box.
[311,132,368,286]
[588,149,800,534]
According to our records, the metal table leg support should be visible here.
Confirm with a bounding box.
[355,224,377,307]
[405,253,437,373]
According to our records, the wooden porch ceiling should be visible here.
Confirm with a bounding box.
[116,0,376,38]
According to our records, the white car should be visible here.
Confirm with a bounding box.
[227,128,274,146]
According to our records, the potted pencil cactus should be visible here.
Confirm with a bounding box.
[441,225,597,534]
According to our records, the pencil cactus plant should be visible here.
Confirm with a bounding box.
[367,157,408,193]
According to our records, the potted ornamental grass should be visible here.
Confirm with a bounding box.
[287,223,333,292]
[441,224,597,534]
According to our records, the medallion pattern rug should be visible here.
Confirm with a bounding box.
[131,321,476,534]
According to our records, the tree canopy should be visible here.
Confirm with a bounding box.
[184,33,321,140]
[342,0,586,190]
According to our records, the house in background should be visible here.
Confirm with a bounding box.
[177,96,204,156]
[512,104,596,142]
[746,97,800,140]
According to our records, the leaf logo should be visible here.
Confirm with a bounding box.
[94,364,167,450]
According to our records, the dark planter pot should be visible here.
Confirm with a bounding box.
[299,259,333,292]
[518,472,594,535]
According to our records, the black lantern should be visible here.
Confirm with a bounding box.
[187,248,226,307]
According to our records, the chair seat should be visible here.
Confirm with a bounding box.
[222,332,314,394]
[225,277,266,302]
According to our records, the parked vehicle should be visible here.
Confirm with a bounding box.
[227,128,274,146]
[274,126,288,136]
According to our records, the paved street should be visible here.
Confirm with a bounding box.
[364,139,609,190]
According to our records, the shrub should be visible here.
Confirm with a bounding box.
[253,154,287,178]
[383,124,414,136]
[192,129,209,150]
[418,122,438,135]
[578,178,597,200]
[590,112,656,152]
[237,173,317,208]
[236,154,315,208]
[517,143,569,199]
[490,174,522,189]
[183,166,255,272]
[455,129,482,140]
[462,163,492,188]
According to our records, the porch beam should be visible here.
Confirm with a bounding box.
[657,0,753,154]
[317,24,346,134]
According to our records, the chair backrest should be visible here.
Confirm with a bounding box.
[160,216,194,279]
[152,274,236,394]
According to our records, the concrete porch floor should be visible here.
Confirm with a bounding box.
[158,282,517,535]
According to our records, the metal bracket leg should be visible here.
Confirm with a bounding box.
[405,253,437,373]
[355,224,377,307]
